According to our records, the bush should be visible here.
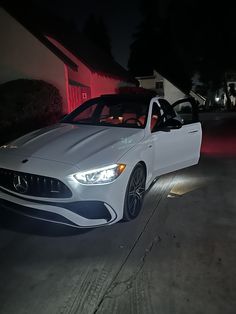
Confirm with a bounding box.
[0,79,63,143]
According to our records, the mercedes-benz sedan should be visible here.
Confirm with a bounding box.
[0,94,202,228]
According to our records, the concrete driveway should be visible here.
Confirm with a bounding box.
[0,113,236,314]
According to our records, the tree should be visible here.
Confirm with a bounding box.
[128,19,161,76]
[83,15,112,57]
[129,0,236,97]
[128,0,192,92]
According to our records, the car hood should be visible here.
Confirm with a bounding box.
[2,123,145,170]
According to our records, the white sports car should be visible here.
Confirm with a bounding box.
[0,94,202,228]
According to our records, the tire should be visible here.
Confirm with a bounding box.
[123,163,146,221]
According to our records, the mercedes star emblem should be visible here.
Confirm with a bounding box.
[13,175,29,194]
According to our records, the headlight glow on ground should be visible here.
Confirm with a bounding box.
[167,175,210,198]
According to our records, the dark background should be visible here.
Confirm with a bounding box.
[2,0,236,92]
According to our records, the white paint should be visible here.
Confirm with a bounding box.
[0,95,202,228]
[163,78,185,104]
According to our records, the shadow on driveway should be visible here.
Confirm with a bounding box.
[0,208,92,237]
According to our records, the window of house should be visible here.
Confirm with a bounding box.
[155,82,163,89]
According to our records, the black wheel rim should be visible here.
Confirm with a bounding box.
[127,166,145,217]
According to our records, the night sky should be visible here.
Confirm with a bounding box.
[32,0,143,69]
[3,0,236,90]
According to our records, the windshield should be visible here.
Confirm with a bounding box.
[62,96,150,129]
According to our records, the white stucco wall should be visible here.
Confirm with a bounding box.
[0,8,68,110]
[137,71,186,104]
[138,77,156,90]
[163,79,185,104]
[137,70,164,90]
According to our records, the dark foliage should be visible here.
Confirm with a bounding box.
[0,79,63,144]
[83,14,113,57]
[2,0,134,83]
[128,0,236,92]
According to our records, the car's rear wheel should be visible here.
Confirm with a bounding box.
[123,163,146,221]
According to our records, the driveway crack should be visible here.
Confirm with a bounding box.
[102,234,162,299]
[93,175,175,313]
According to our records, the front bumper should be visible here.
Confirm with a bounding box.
[0,155,131,228]
[0,189,117,228]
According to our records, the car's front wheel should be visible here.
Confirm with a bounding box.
[123,163,146,221]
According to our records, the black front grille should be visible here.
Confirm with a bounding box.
[0,168,72,198]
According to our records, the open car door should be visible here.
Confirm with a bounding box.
[171,97,202,167]
[150,97,202,177]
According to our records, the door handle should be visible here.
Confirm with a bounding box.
[188,130,198,134]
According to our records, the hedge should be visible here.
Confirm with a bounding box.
[0,79,63,144]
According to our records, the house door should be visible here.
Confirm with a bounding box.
[68,84,81,112]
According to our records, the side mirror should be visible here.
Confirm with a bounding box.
[161,118,183,130]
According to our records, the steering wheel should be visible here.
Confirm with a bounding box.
[123,118,142,126]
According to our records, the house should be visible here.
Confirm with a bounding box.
[0,7,137,113]
[136,70,186,104]
[136,69,207,110]
[189,90,206,108]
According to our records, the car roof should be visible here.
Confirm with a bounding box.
[100,93,156,102]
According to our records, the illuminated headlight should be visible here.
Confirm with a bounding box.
[74,164,126,185]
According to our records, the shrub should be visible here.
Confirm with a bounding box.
[0,79,63,143]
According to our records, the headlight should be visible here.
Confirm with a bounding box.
[74,164,126,185]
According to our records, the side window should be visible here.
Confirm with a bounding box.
[173,98,198,125]
[100,105,110,117]
[150,103,161,132]
[158,99,176,120]
[152,98,182,132]
[72,103,97,122]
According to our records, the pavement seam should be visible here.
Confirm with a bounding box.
[94,234,162,300]
[93,175,175,314]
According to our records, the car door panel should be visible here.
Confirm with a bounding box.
[152,123,201,176]
[151,98,202,177]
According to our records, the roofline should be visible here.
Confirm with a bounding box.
[154,69,190,94]
[136,70,189,94]
[40,36,78,71]
[2,6,138,84]
[69,79,89,88]
[2,7,78,71]
[136,75,156,80]
[190,90,206,101]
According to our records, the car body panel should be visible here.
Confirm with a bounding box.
[151,122,202,177]
[6,123,145,170]
[0,95,202,228]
